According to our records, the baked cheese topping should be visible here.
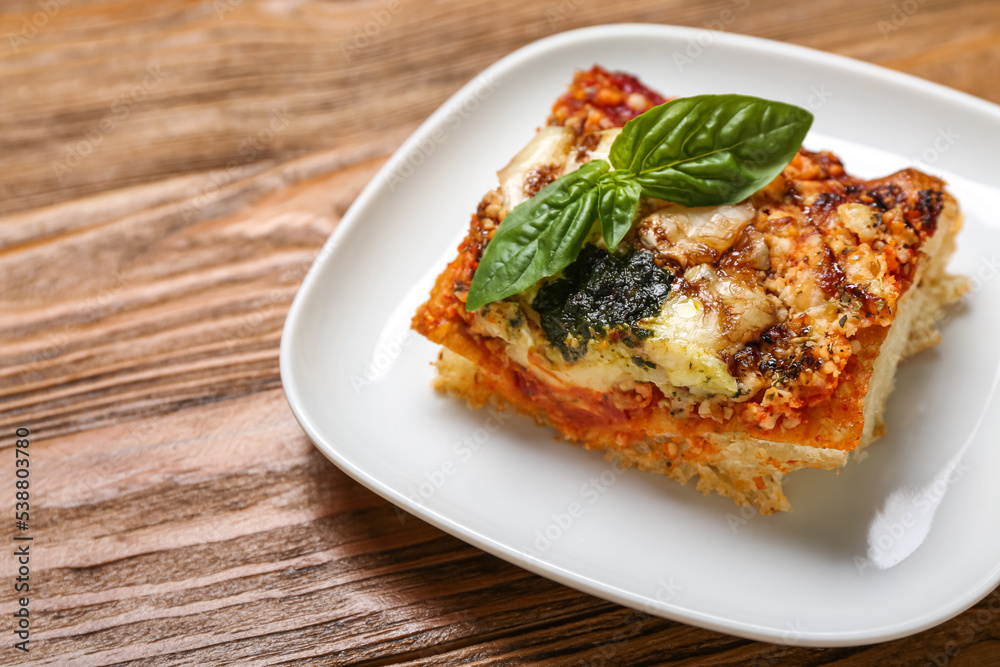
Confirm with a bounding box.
[450,66,948,431]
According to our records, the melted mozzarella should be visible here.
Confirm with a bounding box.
[471,293,739,397]
[638,202,756,267]
[563,128,621,174]
[638,291,739,395]
[497,126,574,210]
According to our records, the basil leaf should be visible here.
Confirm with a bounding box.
[609,94,812,207]
[597,173,641,252]
[465,93,813,310]
[465,160,608,312]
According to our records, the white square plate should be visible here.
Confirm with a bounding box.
[280,25,1000,646]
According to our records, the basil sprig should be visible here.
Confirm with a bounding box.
[465,94,813,312]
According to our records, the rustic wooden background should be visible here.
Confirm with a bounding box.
[2,0,999,664]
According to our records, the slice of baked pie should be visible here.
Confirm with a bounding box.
[412,66,967,513]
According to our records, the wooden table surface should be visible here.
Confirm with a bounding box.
[2,0,999,664]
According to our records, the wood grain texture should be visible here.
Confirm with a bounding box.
[1,0,999,664]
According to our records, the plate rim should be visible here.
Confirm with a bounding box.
[280,23,1000,647]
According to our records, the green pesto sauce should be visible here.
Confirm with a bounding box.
[531,244,674,362]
